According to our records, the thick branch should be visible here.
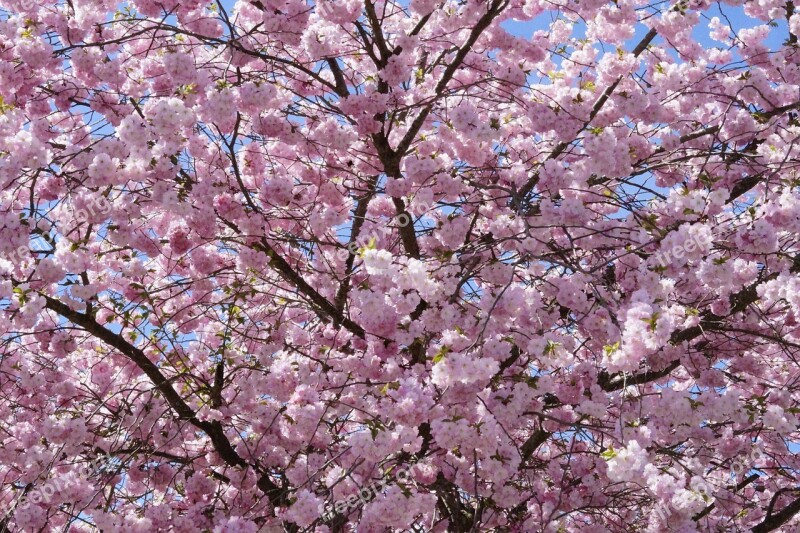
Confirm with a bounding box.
[752,492,800,533]
[520,428,552,462]
[395,0,510,158]
[217,216,366,338]
[39,294,287,507]
[599,252,800,392]
[514,27,658,208]
[334,176,379,313]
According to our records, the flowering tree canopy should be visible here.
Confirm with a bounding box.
[1,0,800,531]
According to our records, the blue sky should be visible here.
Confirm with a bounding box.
[503,2,791,55]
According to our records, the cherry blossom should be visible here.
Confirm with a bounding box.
[1,0,800,531]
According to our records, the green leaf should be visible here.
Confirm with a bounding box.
[603,342,620,355]
[12,286,28,305]
[176,83,197,96]
[752,111,769,124]
[640,312,660,331]
[432,345,450,364]
[544,340,561,356]
[357,237,377,256]
[379,381,400,394]
[0,95,14,114]
[601,447,617,460]
[698,173,718,186]
[640,214,660,234]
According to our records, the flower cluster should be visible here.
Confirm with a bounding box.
[0,0,799,532]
